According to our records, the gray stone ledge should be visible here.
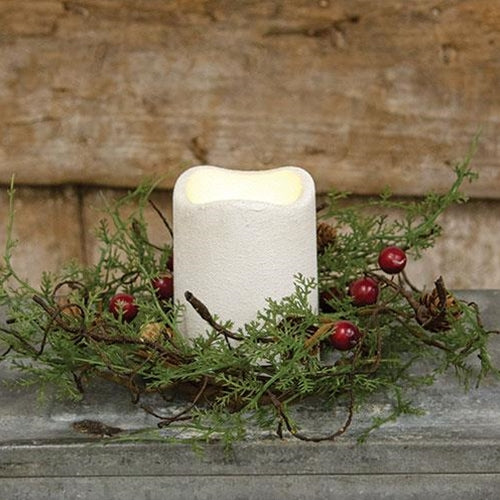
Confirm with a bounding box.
[1,474,500,500]
[1,290,499,499]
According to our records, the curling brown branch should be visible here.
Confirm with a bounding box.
[184,291,275,344]
[267,383,355,443]
[158,376,209,428]
[149,199,174,239]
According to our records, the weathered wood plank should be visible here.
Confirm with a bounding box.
[82,188,172,267]
[394,200,500,289]
[0,185,498,289]
[83,189,500,289]
[0,186,83,285]
[0,184,498,288]
[0,0,499,196]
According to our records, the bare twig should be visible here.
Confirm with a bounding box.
[32,295,85,335]
[52,280,89,305]
[304,322,333,350]
[267,385,355,442]
[367,272,421,313]
[40,301,86,355]
[184,291,243,343]
[1,344,12,358]
[185,291,275,345]
[142,376,209,428]
[142,405,193,423]
[131,219,165,251]
[149,199,173,239]
[72,371,86,394]
[85,323,187,366]
[400,270,421,293]
[390,314,453,352]
[0,326,39,355]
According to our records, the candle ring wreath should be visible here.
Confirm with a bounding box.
[1,139,499,446]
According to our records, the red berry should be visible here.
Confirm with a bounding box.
[378,246,407,274]
[329,321,362,351]
[109,293,138,322]
[152,274,174,301]
[349,277,379,306]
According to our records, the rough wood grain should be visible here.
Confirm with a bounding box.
[82,188,172,267]
[0,185,498,288]
[0,186,83,285]
[0,0,499,196]
[82,189,500,289]
[394,200,500,289]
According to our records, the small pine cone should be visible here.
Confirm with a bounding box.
[139,322,171,343]
[417,283,462,332]
[317,222,337,253]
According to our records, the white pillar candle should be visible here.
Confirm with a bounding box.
[173,166,318,339]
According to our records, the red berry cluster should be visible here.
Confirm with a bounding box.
[108,252,174,322]
[322,246,408,351]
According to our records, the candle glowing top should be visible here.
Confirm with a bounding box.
[185,167,303,206]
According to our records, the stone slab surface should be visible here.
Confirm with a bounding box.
[0,474,499,500]
[0,290,499,499]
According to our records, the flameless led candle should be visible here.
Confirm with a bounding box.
[173,166,318,339]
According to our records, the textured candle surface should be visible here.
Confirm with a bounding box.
[173,166,317,339]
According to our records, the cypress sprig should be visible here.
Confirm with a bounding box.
[0,140,498,446]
